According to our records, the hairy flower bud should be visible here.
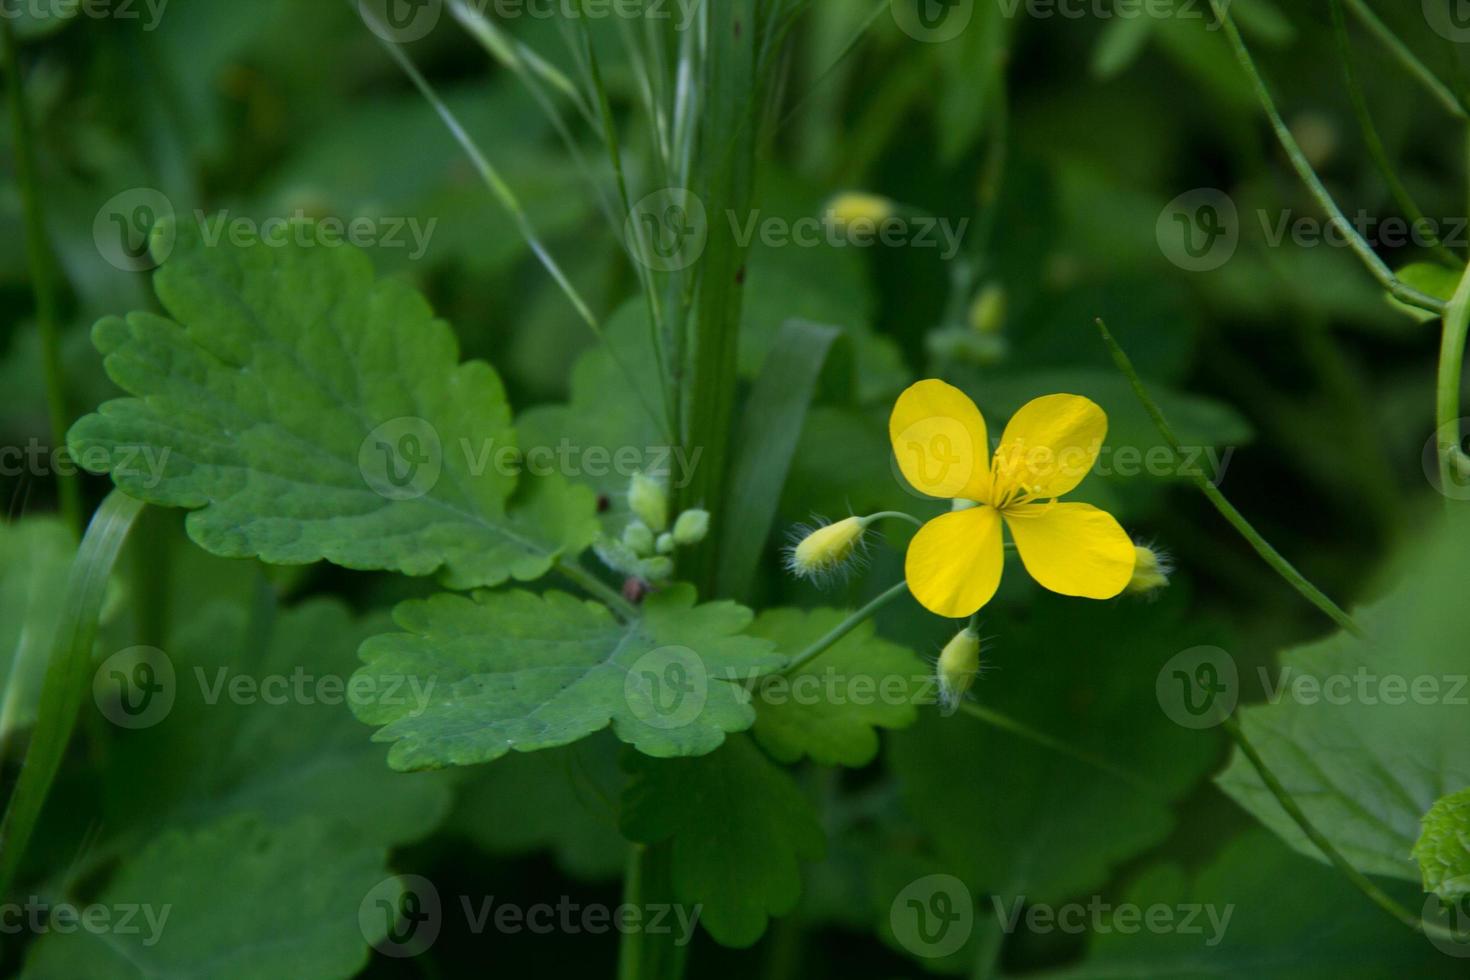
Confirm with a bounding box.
[786,517,868,582]
[622,520,655,557]
[1125,544,1171,596]
[937,627,981,714]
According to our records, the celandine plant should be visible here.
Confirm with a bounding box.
[4,1,1470,978]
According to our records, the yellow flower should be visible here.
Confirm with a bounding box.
[890,379,1136,618]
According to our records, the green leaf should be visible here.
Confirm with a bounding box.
[1034,832,1461,980]
[620,735,826,947]
[1216,524,1470,882]
[1414,788,1470,901]
[67,217,598,589]
[749,608,925,767]
[99,597,454,850]
[0,518,76,742]
[351,584,784,770]
[21,814,393,980]
[717,320,841,600]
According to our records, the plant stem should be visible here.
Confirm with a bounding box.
[1208,0,1445,316]
[1330,0,1460,266]
[1437,258,1470,499]
[1097,319,1361,636]
[957,702,1158,794]
[617,843,688,980]
[864,510,924,527]
[781,580,910,673]
[1223,717,1461,942]
[558,560,639,620]
[2,18,80,533]
[1344,0,1469,120]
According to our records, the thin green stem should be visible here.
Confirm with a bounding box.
[1224,717,1462,942]
[1344,0,1469,120]
[1097,319,1361,636]
[863,510,924,528]
[1208,0,1444,316]
[1331,0,1460,266]
[617,845,648,980]
[957,702,1158,794]
[1437,260,1470,498]
[2,18,80,533]
[558,560,639,621]
[781,580,910,674]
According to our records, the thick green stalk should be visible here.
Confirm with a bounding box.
[1438,258,1470,499]
[2,18,80,533]
[1097,320,1361,636]
[617,844,688,980]
[680,0,762,594]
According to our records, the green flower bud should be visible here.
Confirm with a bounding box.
[968,283,1007,335]
[656,532,676,556]
[622,520,655,557]
[642,556,674,582]
[937,627,981,714]
[672,508,711,546]
[628,472,669,532]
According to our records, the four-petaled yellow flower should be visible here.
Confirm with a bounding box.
[890,379,1136,618]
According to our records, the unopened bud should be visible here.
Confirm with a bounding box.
[628,472,669,532]
[1125,544,1171,596]
[824,192,895,230]
[672,508,710,547]
[642,556,674,582]
[968,283,1007,335]
[937,627,981,714]
[786,517,868,582]
[656,532,675,555]
[623,520,655,557]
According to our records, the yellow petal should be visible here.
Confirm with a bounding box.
[1003,502,1135,599]
[889,380,992,501]
[904,506,1005,617]
[991,394,1106,502]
